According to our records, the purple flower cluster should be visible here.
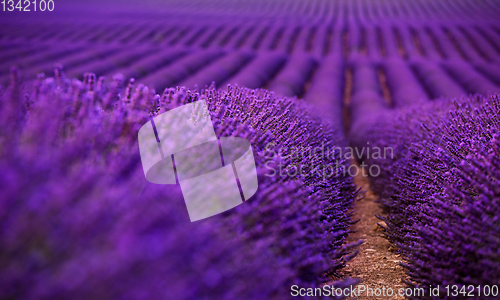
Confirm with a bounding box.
[351,94,500,298]
[0,67,359,299]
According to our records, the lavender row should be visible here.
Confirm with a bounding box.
[349,55,387,129]
[381,57,429,107]
[442,60,500,95]
[3,44,499,104]
[203,24,235,48]
[446,26,485,63]
[108,48,188,82]
[223,22,259,49]
[363,25,382,59]
[460,26,500,63]
[475,63,500,86]
[350,94,500,298]
[253,25,284,51]
[273,25,301,53]
[220,51,287,89]
[474,26,500,55]
[426,26,463,61]
[0,47,121,84]
[310,25,331,58]
[412,26,443,60]
[0,44,47,65]
[2,22,499,64]
[137,49,224,90]
[63,47,159,80]
[267,54,317,97]
[411,59,466,99]
[0,45,84,76]
[379,25,400,58]
[303,55,344,131]
[179,51,254,89]
[396,25,420,59]
[0,68,359,299]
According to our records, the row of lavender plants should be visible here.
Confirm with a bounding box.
[0,67,359,299]
[2,21,499,61]
[3,20,500,103]
[351,94,500,298]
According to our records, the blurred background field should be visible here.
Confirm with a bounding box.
[2,0,500,116]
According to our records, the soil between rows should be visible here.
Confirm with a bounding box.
[337,168,408,299]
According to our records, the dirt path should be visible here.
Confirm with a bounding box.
[338,169,407,299]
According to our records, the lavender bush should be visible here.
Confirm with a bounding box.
[0,67,359,299]
[351,94,500,298]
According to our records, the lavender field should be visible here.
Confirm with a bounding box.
[1,0,500,299]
